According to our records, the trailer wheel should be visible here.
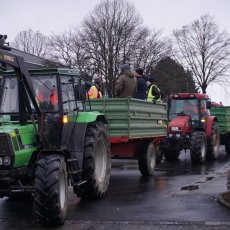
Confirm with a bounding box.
[190,132,207,164]
[34,155,67,227]
[225,134,230,154]
[74,121,111,199]
[207,121,220,160]
[138,142,156,176]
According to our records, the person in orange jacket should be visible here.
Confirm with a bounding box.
[36,80,58,110]
[86,77,102,99]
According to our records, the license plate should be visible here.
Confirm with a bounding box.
[171,127,179,131]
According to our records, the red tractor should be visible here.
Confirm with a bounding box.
[161,93,220,164]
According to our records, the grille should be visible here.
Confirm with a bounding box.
[0,134,10,155]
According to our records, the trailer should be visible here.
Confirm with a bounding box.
[87,97,167,175]
[210,106,230,154]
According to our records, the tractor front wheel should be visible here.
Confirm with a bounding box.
[74,121,111,199]
[34,155,68,227]
[207,121,220,160]
[155,143,163,164]
[190,132,207,164]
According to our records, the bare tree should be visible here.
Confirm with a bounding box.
[173,14,230,94]
[48,30,76,68]
[12,29,50,58]
[133,30,172,75]
[47,0,172,96]
[48,29,98,79]
[78,0,147,97]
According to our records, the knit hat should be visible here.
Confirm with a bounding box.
[93,76,102,84]
[120,63,131,72]
[135,68,144,75]
[147,76,155,83]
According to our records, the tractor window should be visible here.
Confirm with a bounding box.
[61,76,85,113]
[61,76,75,113]
[32,75,58,112]
[169,99,199,121]
[0,76,19,113]
[200,99,209,116]
[60,76,82,113]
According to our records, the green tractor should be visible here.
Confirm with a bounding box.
[0,35,111,226]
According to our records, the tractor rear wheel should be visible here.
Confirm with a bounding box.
[138,142,156,176]
[34,155,67,227]
[207,121,220,160]
[74,121,111,199]
[190,132,207,164]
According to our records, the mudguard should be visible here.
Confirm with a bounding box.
[205,115,218,137]
[61,111,107,170]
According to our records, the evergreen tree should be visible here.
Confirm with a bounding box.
[151,57,197,100]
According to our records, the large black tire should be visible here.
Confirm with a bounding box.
[74,121,111,199]
[155,143,163,164]
[190,132,207,164]
[138,142,156,176]
[164,147,180,161]
[34,155,68,227]
[225,134,230,154]
[207,121,220,160]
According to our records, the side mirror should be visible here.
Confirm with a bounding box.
[206,101,211,109]
[74,84,86,101]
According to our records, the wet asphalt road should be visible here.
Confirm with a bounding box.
[1,146,230,229]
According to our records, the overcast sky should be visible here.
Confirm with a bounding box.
[1,0,230,104]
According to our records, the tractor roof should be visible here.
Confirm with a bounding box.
[170,93,209,100]
[0,68,81,76]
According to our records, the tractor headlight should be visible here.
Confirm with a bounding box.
[201,118,205,123]
[3,156,11,166]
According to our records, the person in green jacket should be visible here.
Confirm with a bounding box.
[115,64,136,97]
[146,77,162,103]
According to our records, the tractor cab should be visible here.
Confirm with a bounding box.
[0,68,86,150]
[168,93,211,130]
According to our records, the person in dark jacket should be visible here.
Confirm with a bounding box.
[133,68,147,100]
[115,64,136,97]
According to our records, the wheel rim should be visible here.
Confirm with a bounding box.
[95,138,107,183]
[213,133,220,154]
[148,144,156,170]
[201,139,206,161]
[59,170,66,210]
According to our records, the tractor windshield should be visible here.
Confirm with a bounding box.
[0,75,59,115]
[32,75,58,112]
[169,99,199,121]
